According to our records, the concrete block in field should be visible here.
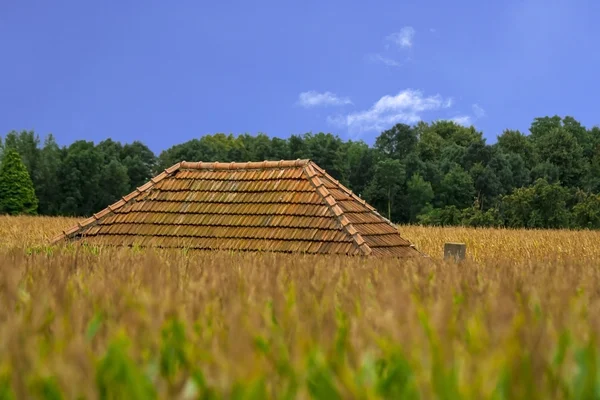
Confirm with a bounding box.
[444,242,466,262]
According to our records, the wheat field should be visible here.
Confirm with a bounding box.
[1,216,600,399]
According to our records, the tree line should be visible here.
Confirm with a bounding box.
[1,114,600,230]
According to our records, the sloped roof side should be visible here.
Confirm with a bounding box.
[310,163,420,257]
[50,159,423,257]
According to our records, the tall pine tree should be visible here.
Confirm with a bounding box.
[0,149,38,215]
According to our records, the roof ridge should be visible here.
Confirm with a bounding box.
[302,163,372,256]
[49,161,183,244]
[180,159,310,170]
[308,161,398,229]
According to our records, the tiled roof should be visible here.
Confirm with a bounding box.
[50,159,424,257]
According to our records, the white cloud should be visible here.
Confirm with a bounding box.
[327,89,452,134]
[386,27,416,49]
[326,115,346,128]
[448,104,485,127]
[472,103,485,118]
[296,91,352,108]
[366,53,403,67]
[450,115,473,126]
[445,104,485,127]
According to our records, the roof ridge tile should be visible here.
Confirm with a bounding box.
[179,159,310,170]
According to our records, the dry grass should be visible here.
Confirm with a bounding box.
[1,216,600,399]
[399,224,600,264]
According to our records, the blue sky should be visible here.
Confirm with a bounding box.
[1,0,598,154]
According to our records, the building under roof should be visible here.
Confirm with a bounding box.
[51,159,424,257]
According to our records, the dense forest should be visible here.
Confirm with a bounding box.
[1,114,600,229]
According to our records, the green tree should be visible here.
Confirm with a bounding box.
[270,137,290,160]
[533,126,586,187]
[288,134,307,159]
[502,178,572,229]
[406,173,434,222]
[439,143,466,172]
[470,162,502,209]
[573,192,600,229]
[36,134,62,215]
[121,141,157,190]
[98,159,131,207]
[489,151,515,194]
[57,140,103,216]
[463,141,493,170]
[156,133,245,171]
[2,130,41,176]
[417,205,463,226]
[530,161,561,184]
[417,129,445,162]
[461,204,502,227]
[588,126,600,159]
[375,123,418,160]
[429,120,484,147]
[496,129,536,169]
[0,149,38,215]
[437,166,476,209]
[505,153,530,189]
[563,116,591,156]
[363,159,406,221]
[583,152,600,193]
[2,130,44,207]
[496,129,532,156]
[2,112,598,227]
[96,138,123,162]
[344,141,377,196]
[238,133,272,161]
[529,115,562,140]
[303,132,347,183]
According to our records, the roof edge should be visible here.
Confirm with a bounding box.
[309,161,398,230]
[180,159,310,170]
[307,161,424,256]
[49,161,184,245]
[302,163,372,256]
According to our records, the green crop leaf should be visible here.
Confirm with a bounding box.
[374,349,419,399]
[0,366,15,400]
[28,376,64,400]
[95,334,157,400]
[230,377,267,400]
[571,339,600,400]
[306,350,341,400]
[159,317,188,382]
[253,335,271,355]
[190,369,218,400]
[545,329,572,398]
[332,308,349,370]
[85,312,104,342]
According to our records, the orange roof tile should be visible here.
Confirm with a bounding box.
[50,159,425,257]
